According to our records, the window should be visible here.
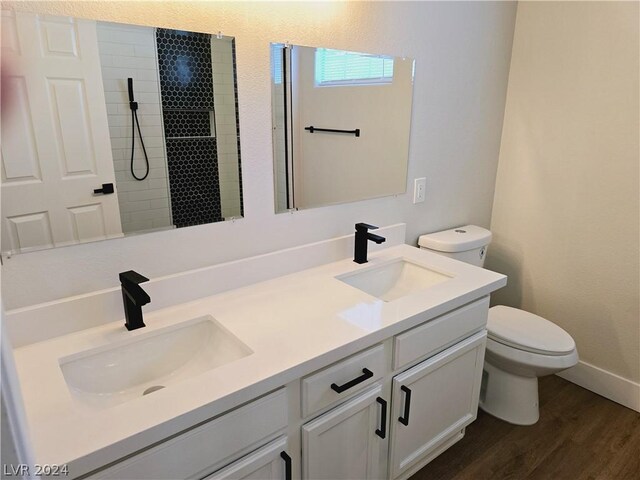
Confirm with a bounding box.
[272,44,284,84]
[315,48,394,86]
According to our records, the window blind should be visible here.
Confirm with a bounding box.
[272,45,284,84]
[315,48,394,86]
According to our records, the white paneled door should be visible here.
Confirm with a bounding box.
[1,11,122,255]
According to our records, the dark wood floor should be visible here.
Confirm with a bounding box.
[411,375,640,480]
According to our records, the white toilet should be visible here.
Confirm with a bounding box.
[418,225,578,425]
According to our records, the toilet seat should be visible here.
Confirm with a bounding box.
[487,306,575,356]
[485,337,578,373]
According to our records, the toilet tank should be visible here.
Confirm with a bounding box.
[418,225,492,267]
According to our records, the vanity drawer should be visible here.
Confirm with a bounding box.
[302,343,386,417]
[393,296,489,370]
[91,389,287,480]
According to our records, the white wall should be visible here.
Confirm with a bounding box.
[488,1,639,408]
[1,1,517,309]
[97,22,172,234]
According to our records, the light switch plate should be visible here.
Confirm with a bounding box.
[413,177,426,204]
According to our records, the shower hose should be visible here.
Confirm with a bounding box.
[128,77,150,181]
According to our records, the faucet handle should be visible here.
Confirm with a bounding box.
[355,222,379,232]
[119,270,149,285]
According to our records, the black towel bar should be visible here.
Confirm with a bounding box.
[305,126,360,137]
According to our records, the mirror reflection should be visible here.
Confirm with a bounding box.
[1,12,243,256]
[271,43,414,213]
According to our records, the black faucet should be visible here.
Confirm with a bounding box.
[354,223,386,264]
[119,270,151,331]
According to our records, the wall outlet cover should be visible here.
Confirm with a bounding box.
[413,177,426,204]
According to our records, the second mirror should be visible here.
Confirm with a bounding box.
[271,44,415,213]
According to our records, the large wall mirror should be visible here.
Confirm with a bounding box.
[270,43,414,213]
[0,11,243,256]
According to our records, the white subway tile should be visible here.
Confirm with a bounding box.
[98,41,135,57]
[123,219,153,232]
[134,45,156,58]
[130,207,170,222]
[109,137,128,149]
[133,80,159,93]
[150,198,170,209]
[135,69,160,82]
[137,92,162,104]
[104,91,128,104]
[152,218,172,229]
[149,178,169,190]
[120,200,151,213]
[128,188,169,201]
[148,168,168,179]
[137,114,162,127]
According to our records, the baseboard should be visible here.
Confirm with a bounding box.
[556,360,640,413]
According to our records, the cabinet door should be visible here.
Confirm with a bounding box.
[389,332,486,479]
[302,384,387,480]
[206,436,290,480]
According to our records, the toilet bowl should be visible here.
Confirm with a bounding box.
[480,306,578,425]
[418,225,579,425]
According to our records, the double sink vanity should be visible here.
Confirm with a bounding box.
[5,224,506,479]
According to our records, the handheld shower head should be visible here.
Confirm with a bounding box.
[128,77,134,103]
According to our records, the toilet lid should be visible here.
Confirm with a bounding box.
[487,306,576,355]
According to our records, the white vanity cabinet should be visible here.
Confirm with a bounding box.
[84,298,490,480]
[302,384,387,480]
[388,332,487,479]
[298,297,490,480]
[9,240,507,480]
[298,332,487,480]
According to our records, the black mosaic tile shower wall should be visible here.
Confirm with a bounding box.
[163,111,211,138]
[156,29,214,110]
[165,138,221,226]
[156,28,222,228]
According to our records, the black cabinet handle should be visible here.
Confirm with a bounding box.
[398,385,412,426]
[375,397,387,439]
[93,183,114,195]
[330,368,373,393]
[280,451,292,480]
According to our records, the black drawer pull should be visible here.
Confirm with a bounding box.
[398,385,412,426]
[375,397,387,439]
[330,368,373,393]
[280,451,292,480]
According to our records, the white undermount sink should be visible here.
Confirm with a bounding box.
[59,316,252,409]
[337,258,452,302]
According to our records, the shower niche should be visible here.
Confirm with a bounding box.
[0,12,244,256]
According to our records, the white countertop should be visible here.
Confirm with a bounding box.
[10,244,506,476]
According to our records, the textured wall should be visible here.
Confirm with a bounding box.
[488,1,640,383]
[1,1,517,308]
